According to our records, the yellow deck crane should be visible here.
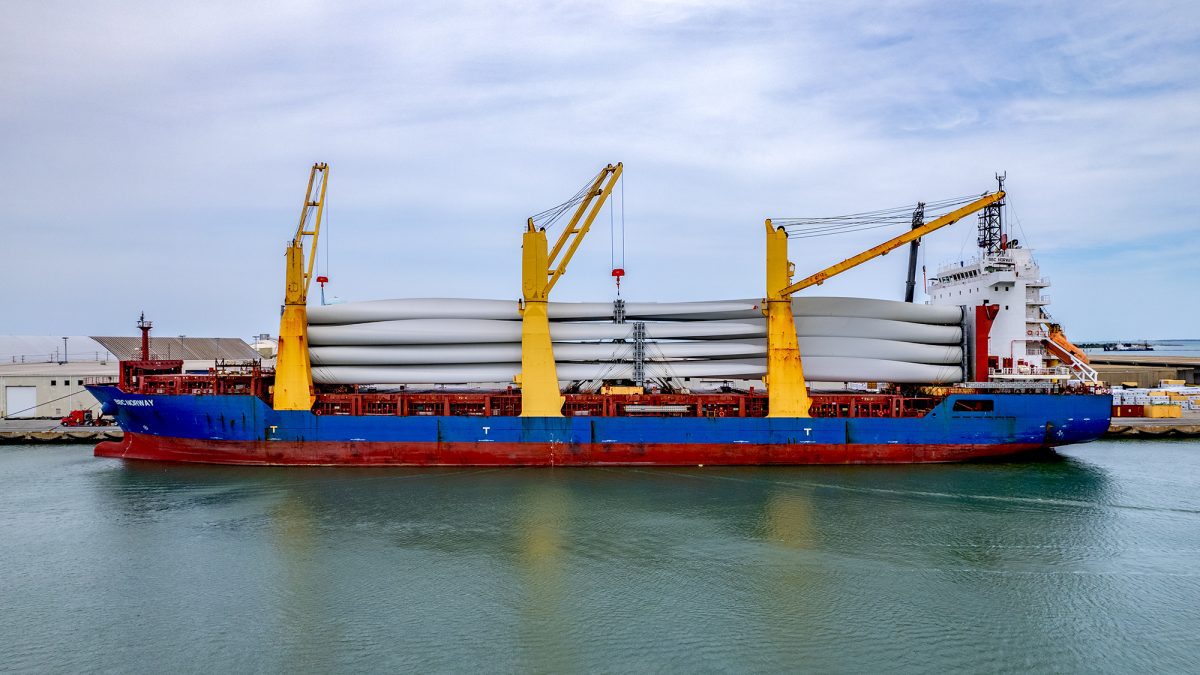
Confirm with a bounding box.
[274,163,328,411]
[519,163,623,417]
[763,191,1005,417]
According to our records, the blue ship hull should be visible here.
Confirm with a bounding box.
[88,386,1112,466]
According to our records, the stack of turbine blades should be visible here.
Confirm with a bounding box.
[305,297,965,385]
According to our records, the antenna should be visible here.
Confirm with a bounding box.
[137,312,153,361]
[976,172,1006,255]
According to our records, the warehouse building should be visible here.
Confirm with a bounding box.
[0,335,261,419]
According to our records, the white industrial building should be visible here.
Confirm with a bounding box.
[0,335,261,419]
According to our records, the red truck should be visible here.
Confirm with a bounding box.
[60,410,112,427]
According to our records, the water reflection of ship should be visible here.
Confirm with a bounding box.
[515,483,572,673]
[270,494,336,673]
[90,456,1115,667]
[95,453,1113,541]
[94,456,1114,555]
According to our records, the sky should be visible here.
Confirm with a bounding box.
[2,0,1198,341]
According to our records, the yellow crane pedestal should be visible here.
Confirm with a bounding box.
[764,222,811,418]
[274,246,316,410]
[518,228,565,417]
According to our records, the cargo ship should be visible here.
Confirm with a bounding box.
[90,164,1110,465]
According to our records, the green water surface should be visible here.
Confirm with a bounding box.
[1,441,1198,673]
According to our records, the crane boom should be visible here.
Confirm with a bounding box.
[274,162,328,411]
[543,163,622,295]
[762,188,1004,418]
[780,191,1004,297]
[518,163,622,417]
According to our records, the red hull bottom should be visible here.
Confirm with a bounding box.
[96,433,1048,466]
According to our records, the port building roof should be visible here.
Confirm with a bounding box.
[89,336,260,361]
[0,336,109,364]
[0,335,259,365]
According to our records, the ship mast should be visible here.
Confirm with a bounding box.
[977,173,1006,255]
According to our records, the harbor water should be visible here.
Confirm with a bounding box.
[2,441,1198,672]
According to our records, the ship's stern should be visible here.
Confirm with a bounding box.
[1041,393,1112,447]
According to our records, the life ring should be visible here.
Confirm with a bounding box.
[1027,330,1033,336]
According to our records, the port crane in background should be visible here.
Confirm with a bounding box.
[519,163,623,417]
[274,163,328,410]
[764,191,1006,417]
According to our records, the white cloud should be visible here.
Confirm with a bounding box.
[1,0,1196,339]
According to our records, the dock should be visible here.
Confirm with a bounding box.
[1088,354,1200,388]
[1105,414,1200,438]
[0,420,122,444]
[1089,354,1200,368]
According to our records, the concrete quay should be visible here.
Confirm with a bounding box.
[1106,413,1200,438]
[1090,354,1200,388]
[0,419,122,444]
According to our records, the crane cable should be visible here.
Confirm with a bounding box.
[528,168,604,232]
[921,234,928,295]
[609,173,626,295]
[314,183,331,305]
[609,187,615,277]
[324,196,330,281]
[775,193,987,240]
[528,168,626,293]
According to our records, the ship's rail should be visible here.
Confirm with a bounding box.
[137,373,270,397]
[311,392,940,419]
[115,360,274,399]
[104,360,959,418]
[925,381,1105,395]
[938,381,1056,392]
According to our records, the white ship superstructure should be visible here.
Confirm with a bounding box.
[928,245,1051,372]
[925,178,1096,384]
